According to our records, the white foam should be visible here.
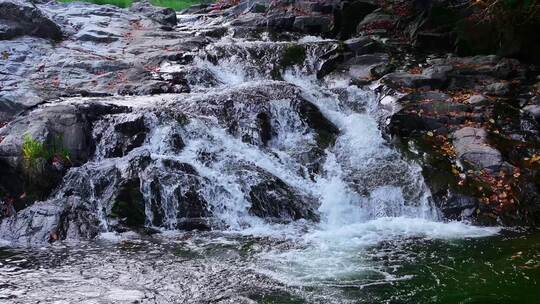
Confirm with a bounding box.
[260,217,500,285]
[98,231,139,243]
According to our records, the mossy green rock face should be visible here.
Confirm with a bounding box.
[111,178,145,228]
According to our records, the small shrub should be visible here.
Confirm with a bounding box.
[22,134,71,169]
[22,134,47,164]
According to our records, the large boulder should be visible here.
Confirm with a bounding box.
[142,159,212,231]
[0,101,128,202]
[248,171,319,222]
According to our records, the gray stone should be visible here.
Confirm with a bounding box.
[523,105,540,120]
[422,65,453,84]
[485,82,511,96]
[468,94,490,105]
[398,91,451,104]
[293,15,333,34]
[381,72,441,89]
[452,127,504,172]
[344,36,382,54]
[248,170,319,222]
[343,53,389,80]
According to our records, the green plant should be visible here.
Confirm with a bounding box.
[22,134,72,169]
[22,134,47,164]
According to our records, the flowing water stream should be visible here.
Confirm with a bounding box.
[1,11,539,304]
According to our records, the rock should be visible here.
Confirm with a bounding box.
[248,171,319,222]
[294,98,339,151]
[0,19,22,40]
[485,82,511,96]
[57,196,103,241]
[341,53,390,80]
[381,72,439,90]
[0,101,127,201]
[0,1,208,121]
[130,0,177,27]
[451,127,504,172]
[334,0,378,39]
[247,0,267,13]
[439,193,479,221]
[316,46,345,79]
[179,4,210,15]
[294,0,333,14]
[0,0,62,40]
[523,105,540,121]
[0,200,65,245]
[468,94,490,105]
[390,110,444,137]
[266,13,296,31]
[143,160,212,231]
[343,36,383,55]
[422,65,453,85]
[174,82,338,152]
[75,26,121,43]
[94,114,149,158]
[229,12,268,28]
[293,16,333,34]
[397,91,451,104]
[414,32,454,52]
[357,11,397,34]
[110,178,145,230]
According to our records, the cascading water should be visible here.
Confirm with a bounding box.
[0,11,511,304]
[139,34,501,287]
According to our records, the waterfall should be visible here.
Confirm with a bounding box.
[149,36,499,285]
